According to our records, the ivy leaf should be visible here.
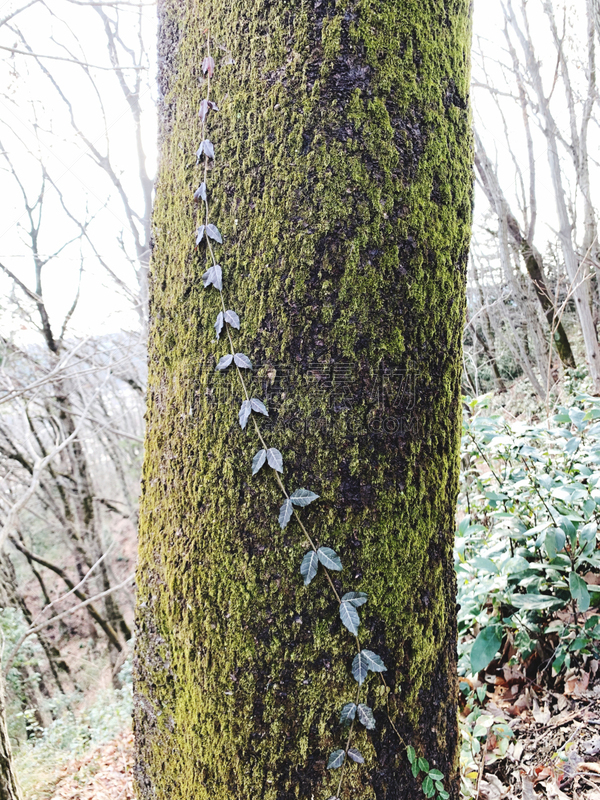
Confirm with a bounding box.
[196,225,205,244]
[422,775,435,798]
[252,449,266,475]
[357,704,375,730]
[239,400,251,430]
[327,750,345,770]
[339,600,360,635]
[250,398,268,415]
[411,760,420,778]
[224,310,240,329]
[266,448,283,473]
[199,98,209,122]
[406,746,416,764]
[290,488,319,507]
[347,747,364,764]
[216,354,233,371]
[317,547,342,571]
[300,550,319,585]
[428,770,444,781]
[206,224,223,244]
[234,353,252,369]
[340,702,356,724]
[202,264,222,290]
[361,649,387,673]
[194,182,207,201]
[203,139,215,160]
[202,55,215,76]
[352,651,368,685]
[569,572,591,612]
[279,499,293,529]
[214,311,224,339]
[418,758,430,772]
[341,591,368,608]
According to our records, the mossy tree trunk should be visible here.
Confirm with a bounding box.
[134,1,473,798]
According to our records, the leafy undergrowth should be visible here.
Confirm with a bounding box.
[457,391,600,799]
[15,663,133,799]
[27,729,134,800]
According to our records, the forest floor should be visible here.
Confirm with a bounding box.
[474,667,600,799]
[26,729,134,800]
[22,681,600,800]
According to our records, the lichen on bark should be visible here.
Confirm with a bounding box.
[134,1,473,798]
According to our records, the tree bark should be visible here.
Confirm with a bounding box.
[0,672,22,800]
[134,1,473,799]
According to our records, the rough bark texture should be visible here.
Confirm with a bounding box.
[134,1,473,799]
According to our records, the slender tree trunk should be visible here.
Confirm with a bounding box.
[474,137,576,370]
[134,1,473,799]
[0,673,22,800]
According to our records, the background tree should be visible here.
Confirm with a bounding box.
[134,1,473,799]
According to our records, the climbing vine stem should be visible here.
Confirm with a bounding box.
[192,34,449,800]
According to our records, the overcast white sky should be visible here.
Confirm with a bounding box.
[0,0,594,341]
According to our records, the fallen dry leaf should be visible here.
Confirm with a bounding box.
[532,697,551,725]
[479,774,509,799]
[521,775,538,800]
[564,671,589,697]
[578,761,600,774]
[544,780,570,800]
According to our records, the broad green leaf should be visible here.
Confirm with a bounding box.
[507,594,564,610]
[339,601,360,635]
[473,557,498,574]
[252,449,266,475]
[545,528,566,560]
[418,758,430,772]
[470,625,502,673]
[327,749,345,770]
[406,745,416,764]
[428,770,444,780]
[411,760,420,778]
[317,547,342,571]
[339,703,356,724]
[300,551,318,585]
[569,572,590,612]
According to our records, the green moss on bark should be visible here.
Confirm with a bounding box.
[135,0,472,798]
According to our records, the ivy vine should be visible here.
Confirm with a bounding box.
[192,35,450,800]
